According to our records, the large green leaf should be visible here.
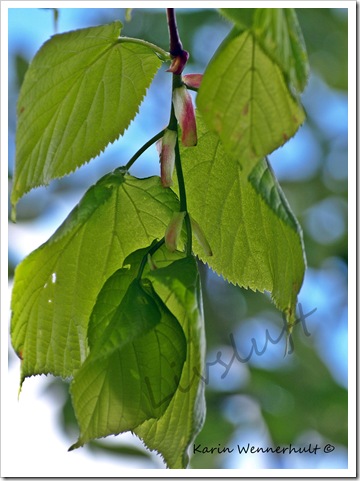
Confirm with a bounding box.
[11,174,179,382]
[69,250,205,467]
[11,21,162,210]
[197,28,305,171]
[180,115,306,322]
[70,276,186,449]
[252,8,309,92]
[219,9,309,93]
[135,256,206,469]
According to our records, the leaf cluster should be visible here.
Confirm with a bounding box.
[10,8,311,468]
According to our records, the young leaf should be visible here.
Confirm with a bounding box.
[86,244,183,350]
[86,247,148,349]
[197,28,305,172]
[252,8,309,92]
[70,278,186,449]
[135,256,206,469]
[11,174,179,383]
[179,114,306,324]
[12,21,163,210]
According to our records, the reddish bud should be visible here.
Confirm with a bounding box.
[165,211,186,252]
[173,86,197,147]
[159,129,177,187]
[155,137,162,155]
[191,216,213,256]
[166,50,189,75]
[182,73,203,89]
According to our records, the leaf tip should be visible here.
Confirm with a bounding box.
[190,216,213,257]
[165,211,186,253]
[68,440,82,452]
[10,202,17,223]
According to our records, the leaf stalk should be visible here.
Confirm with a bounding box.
[137,238,165,280]
[118,36,171,61]
[125,130,164,171]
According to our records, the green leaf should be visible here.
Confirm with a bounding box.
[86,245,186,350]
[180,114,306,322]
[88,278,161,361]
[218,9,309,93]
[135,256,206,469]
[197,29,305,172]
[86,248,146,350]
[248,156,299,232]
[219,8,255,30]
[11,21,162,210]
[11,174,179,382]
[252,8,309,92]
[70,277,186,449]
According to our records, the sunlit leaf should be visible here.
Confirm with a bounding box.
[248,156,299,232]
[12,21,162,210]
[180,114,306,323]
[219,8,255,30]
[135,256,206,469]
[197,28,305,171]
[219,8,309,92]
[11,174,179,382]
[70,276,186,449]
[253,8,309,92]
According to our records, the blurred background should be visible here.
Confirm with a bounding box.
[7,7,348,473]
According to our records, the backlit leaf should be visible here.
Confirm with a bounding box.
[12,21,162,210]
[11,174,179,382]
[180,115,306,323]
[135,256,206,469]
[248,156,299,232]
[219,8,309,93]
[70,277,186,449]
[197,29,305,171]
[219,8,255,30]
[253,8,309,92]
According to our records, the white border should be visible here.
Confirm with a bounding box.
[1,1,356,478]
[346,0,357,478]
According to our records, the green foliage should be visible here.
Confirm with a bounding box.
[10,7,313,469]
[70,274,187,450]
[252,8,309,92]
[181,115,305,320]
[11,21,162,212]
[197,28,305,168]
[11,174,179,380]
[219,8,309,93]
[135,256,206,468]
[219,8,255,30]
